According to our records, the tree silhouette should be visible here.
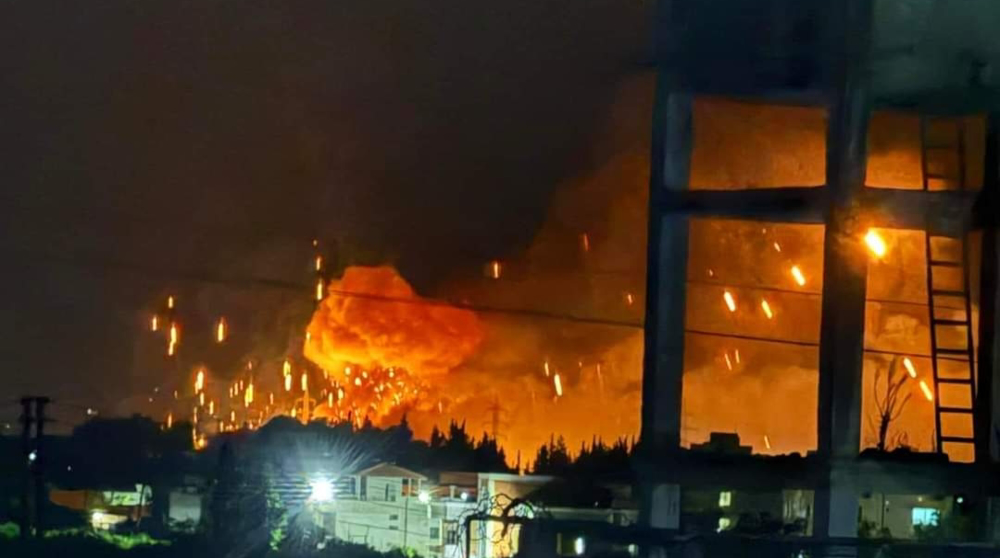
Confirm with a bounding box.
[867,356,912,451]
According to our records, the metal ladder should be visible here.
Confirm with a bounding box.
[920,117,977,459]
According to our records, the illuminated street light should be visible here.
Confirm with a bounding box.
[309,478,335,503]
[574,537,586,556]
[418,490,430,504]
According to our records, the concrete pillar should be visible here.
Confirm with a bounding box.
[977,114,1000,462]
[814,0,875,542]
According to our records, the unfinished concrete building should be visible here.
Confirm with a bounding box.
[639,0,1000,545]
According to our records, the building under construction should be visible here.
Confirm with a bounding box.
[637,0,1000,548]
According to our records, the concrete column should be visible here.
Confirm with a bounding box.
[977,114,999,462]
[814,0,875,542]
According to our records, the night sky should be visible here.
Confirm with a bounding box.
[0,0,651,421]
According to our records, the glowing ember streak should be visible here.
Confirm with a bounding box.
[315,278,324,301]
[283,359,292,376]
[865,229,887,258]
[230,410,236,423]
[761,299,774,319]
[208,400,215,415]
[919,380,934,401]
[344,366,352,376]
[216,317,227,343]
[764,435,771,450]
[328,393,334,407]
[301,373,308,392]
[195,369,205,392]
[269,392,274,405]
[553,373,563,397]
[773,242,781,252]
[903,357,917,378]
[284,375,292,392]
[315,255,323,271]
[723,290,737,312]
[337,388,344,400]
[167,295,175,309]
[354,377,362,386]
[580,233,590,253]
[245,383,254,406]
[166,413,173,429]
[489,260,501,279]
[734,349,741,364]
[790,266,806,286]
[625,292,635,306]
[724,353,733,371]
[543,361,550,377]
[312,239,318,247]
[199,392,205,406]
[150,315,159,331]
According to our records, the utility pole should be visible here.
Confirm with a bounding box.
[19,396,49,538]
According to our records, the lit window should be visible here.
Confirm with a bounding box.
[573,537,586,556]
[717,517,732,532]
[719,491,732,508]
[912,507,939,527]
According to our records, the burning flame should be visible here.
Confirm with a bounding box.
[245,383,254,407]
[194,369,205,392]
[790,265,806,286]
[284,374,292,392]
[865,229,887,259]
[723,290,737,312]
[761,299,774,319]
[216,317,227,343]
[919,379,934,401]
[301,373,308,392]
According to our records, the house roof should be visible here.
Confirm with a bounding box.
[355,462,427,480]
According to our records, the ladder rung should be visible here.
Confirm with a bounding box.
[938,407,974,414]
[929,260,962,268]
[933,318,969,326]
[939,436,975,444]
[925,173,954,180]
[937,377,974,384]
[935,348,971,356]
[932,289,967,297]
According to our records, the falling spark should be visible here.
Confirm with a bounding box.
[919,380,934,401]
[903,357,917,379]
[764,435,772,450]
[199,392,205,406]
[553,373,563,397]
[543,361,551,377]
[865,229,887,258]
[734,349,741,364]
[337,387,344,400]
[724,353,733,371]
[761,299,774,319]
[301,373,308,392]
[284,374,292,392]
[723,290,737,312]
[315,255,323,272]
[492,261,501,279]
[167,295,175,309]
[790,266,806,286]
[150,315,159,332]
[283,359,292,376]
[344,366,352,376]
[707,269,715,277]
[216,317,227,343]
[167,323,180,356]
[625,292,635,306]
[269,392,274,405]
[354,377,362,386]
[312,239,319,247]
[166,413,173,429]
[230,410,236,423]
[208,400,215,415]
[195,369,205,392]
[245,383,254,406]
[315,278,324,301]
[580,233,590,253]
[773,242,781,252]
[173,390,178,400]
